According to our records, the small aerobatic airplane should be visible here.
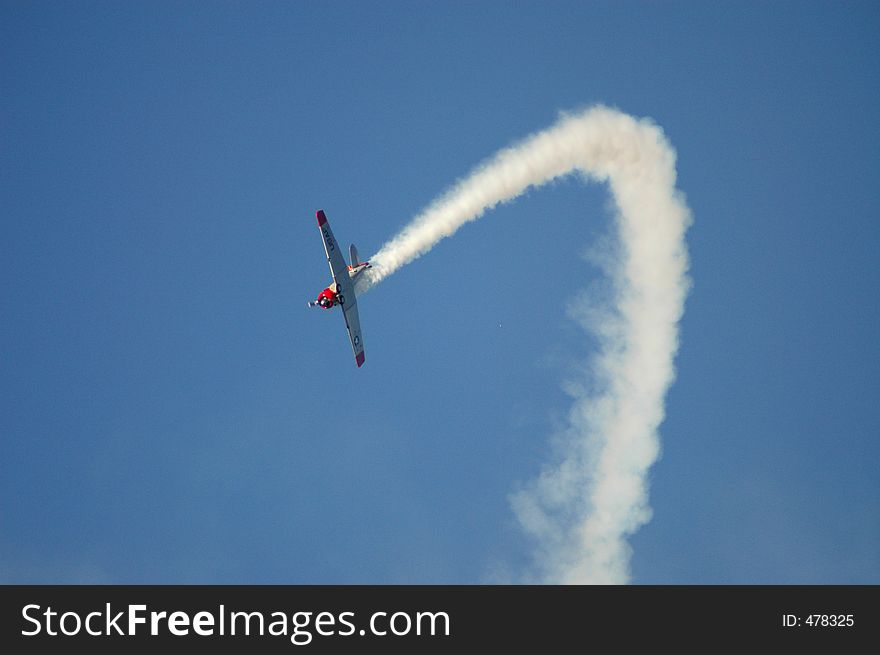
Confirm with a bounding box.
[307,209,371,367]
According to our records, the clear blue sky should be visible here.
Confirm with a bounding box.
[2,1,877,583]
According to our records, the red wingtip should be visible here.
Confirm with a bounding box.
[356,352,365,367]
[316,210,327,226]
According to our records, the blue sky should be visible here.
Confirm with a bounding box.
[2,1,878,584]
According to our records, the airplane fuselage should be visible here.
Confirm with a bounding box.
[311,262,370,309]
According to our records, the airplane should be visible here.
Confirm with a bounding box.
[307,209,371,367]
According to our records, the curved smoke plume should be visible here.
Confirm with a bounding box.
[358,106,691,583]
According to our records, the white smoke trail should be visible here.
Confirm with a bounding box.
[358,106,691,584]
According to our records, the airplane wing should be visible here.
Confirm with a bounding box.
[341,295,365,367]
[316,210,365,367]
[317,209,350,287]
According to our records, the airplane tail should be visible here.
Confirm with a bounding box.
[349,244,360,267]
